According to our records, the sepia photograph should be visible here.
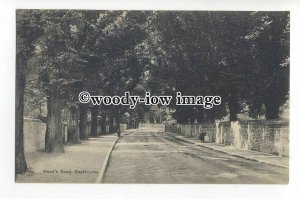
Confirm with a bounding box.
[15,10,290,184]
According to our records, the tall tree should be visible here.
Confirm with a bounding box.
[146,11,232,123]
[16,10,43,174]
[245,12,289,119]
[36,10,88,151]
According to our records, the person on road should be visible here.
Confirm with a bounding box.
[198,131,207,143]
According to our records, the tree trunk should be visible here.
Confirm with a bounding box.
[188,114,196,124]
[115,111,121,136]
[207,109,216,123]
[116,110,121,128]
[15,53,28,175]
[90,106,98,137]
[135,121,139,129]
[109,116,114,133]
[45,89,64,153]
[116,114,120,130]
[228,92,238,121]
[67,106,80,144]
[100,114,107,135]
[265,100,280,120]
[196,108,204,123]
[79,104,89,139]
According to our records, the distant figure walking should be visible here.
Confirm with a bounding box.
[198,131,207,143]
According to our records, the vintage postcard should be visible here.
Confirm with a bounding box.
[15,10,289,184]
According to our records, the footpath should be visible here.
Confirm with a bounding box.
[166,132,289,169]
[16,129,136,183]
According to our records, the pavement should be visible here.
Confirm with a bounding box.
[166,132,289,169]
[16,129,136,183]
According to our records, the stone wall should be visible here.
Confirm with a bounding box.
[24,118,46,152]
[120,124,127,133]
[215,121,289,156]
[62,122,68,143]
[24,118,68,152]
[248,121,289,156]
[166,120,289,157]
[165,123,216,142]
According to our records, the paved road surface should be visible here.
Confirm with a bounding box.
[103,128,288,184]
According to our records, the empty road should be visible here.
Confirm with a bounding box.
[103,128,288,184]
